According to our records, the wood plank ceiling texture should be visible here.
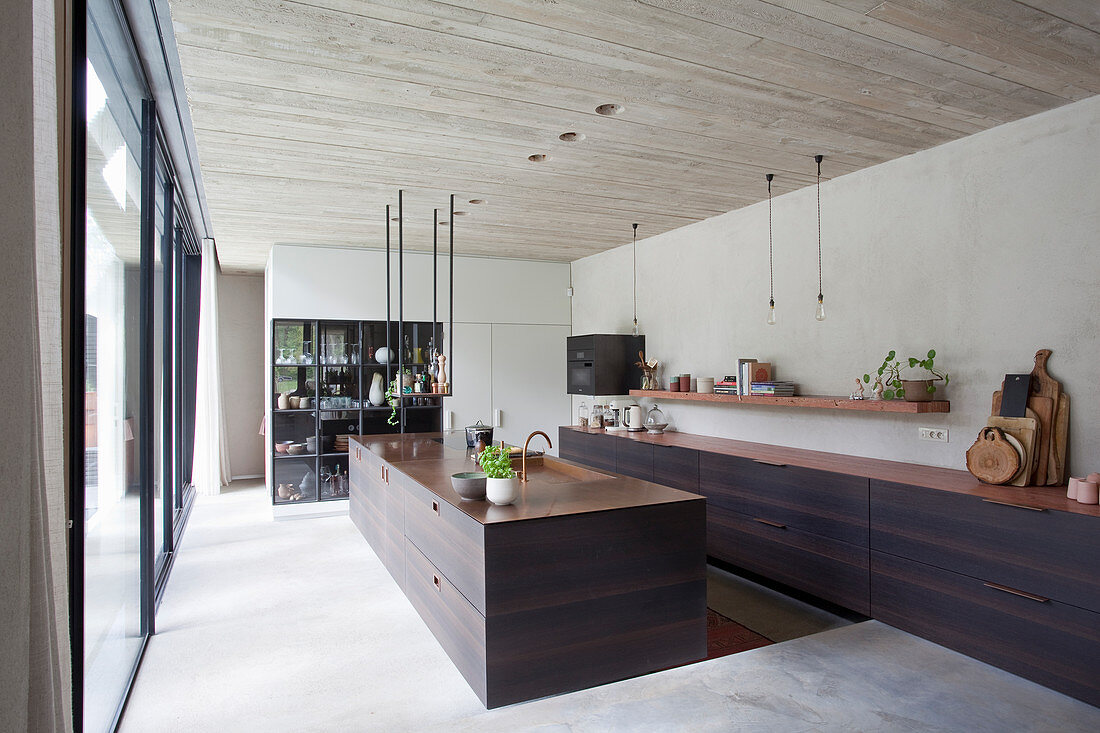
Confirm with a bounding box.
[167,0,1100,273]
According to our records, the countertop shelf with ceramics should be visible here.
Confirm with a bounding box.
[629,389,950,414]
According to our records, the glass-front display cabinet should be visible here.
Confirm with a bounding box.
[270,318,445,506]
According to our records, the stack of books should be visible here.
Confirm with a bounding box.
[748,381,796,396]
[714,379,740,395]
[712,358,799,397]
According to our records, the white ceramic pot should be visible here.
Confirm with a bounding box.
[485,477,518,506]
[369,372,386,406]
[375,346,393,364]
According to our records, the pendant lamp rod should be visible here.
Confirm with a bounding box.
[449,193,454,397]
[433,207,438,376]
[385,204,391,383]
[766,173,775,326]
[814,155,826,322]
[398,189,404,429]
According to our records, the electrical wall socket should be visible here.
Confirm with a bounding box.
[919,427,949,443]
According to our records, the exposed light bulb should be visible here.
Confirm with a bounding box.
[632,318,639,337]
[767,299,776,326]
[815,295,826,322]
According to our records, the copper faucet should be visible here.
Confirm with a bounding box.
[519,431,553,483]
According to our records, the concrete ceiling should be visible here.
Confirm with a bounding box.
[167,0,1100,273]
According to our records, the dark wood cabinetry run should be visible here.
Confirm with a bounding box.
[558,425,1100,707]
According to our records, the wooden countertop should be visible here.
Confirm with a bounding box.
[351,433,704,524]
[562,427,1100,518]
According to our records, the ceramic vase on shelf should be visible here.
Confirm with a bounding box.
[369,373,386,406]
[485,477,518,506]
[375,346,392,365]
[278,392,290,410]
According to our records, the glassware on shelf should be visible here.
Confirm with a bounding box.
[277,347,289,365]
[578,401,589,428]
[350,344,360,364]
[404,334,412,363]
[300,341,313,364]
[319,465,333,498]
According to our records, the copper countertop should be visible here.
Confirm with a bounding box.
[562,427,1099,517]
[350,432,704,524]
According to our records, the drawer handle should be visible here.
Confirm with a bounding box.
[433,575,441,591]
[432,500,439,515]
[982,581,1049,604]
[981,498,1046,512]
[753,517,787,529]
[753,459,787,468]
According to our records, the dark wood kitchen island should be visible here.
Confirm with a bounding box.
[347,432,707,708]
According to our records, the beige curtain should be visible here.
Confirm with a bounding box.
[0,0,74,730]
[192,239,233,494]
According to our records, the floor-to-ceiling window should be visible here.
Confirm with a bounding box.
[76,1,204,730]
[82,6,146,727]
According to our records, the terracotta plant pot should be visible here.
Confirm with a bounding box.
[901,379,935,402]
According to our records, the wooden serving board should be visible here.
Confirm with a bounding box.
[1050,393,1069,485]
[966,427,1020,485]
[1029,349,1059,485]
[986,415,1038,487]
[991,349,1063,486]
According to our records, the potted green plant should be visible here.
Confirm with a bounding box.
[478,445,517,505]
[383,368,413,426]
[864,350,949,402]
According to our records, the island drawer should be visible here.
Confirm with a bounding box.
[871,480,1100,611]
[708,504,869,614]
[403,478,487,613]
[871,550,1100,707]
[404,539,487,704]
[382,471,406,590]
[700,453,868,546]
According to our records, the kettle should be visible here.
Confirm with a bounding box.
[626,404,645,432]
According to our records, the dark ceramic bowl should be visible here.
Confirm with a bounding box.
[451,472,487,501]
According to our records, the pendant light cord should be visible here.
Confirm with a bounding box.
[816,155,823,301]
[766,174,774,304]
[632,223,638,327]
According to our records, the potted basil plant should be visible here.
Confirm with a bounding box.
[478,445,518,505]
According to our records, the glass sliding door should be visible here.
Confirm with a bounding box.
[83,1,148,728]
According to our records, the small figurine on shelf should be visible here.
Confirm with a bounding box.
[850,378,865,400]
[871,377,885,401]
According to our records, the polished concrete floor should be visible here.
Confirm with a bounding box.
[120,480,1100,732]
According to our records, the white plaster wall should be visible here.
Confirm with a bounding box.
[572,95,1100,475]
[219,274,266,478]
[269,245,571,325]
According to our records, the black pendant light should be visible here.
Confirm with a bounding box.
[631,222,639,337]
[766,173,776,326]
[814,154,826,322]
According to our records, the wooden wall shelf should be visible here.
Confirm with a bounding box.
[628,390,950,414]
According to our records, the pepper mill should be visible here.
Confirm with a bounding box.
[437,353,448,394]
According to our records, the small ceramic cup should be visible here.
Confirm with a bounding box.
[670,378,681,392]
[697,377,715,394]
[679,375,691,392]
[1067,477,1082,500]
[1088,472,1100,486]
[1076,480,1099,505]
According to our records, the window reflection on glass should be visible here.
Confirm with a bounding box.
[83,49,144,733]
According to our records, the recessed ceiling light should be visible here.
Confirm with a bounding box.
[453,211,469,216]
[390,217,399,222]
[595,103,623,116]
[468,199,486,205]
[437,221,448,226]
[528,153,550,163]
[559,131,585,142]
